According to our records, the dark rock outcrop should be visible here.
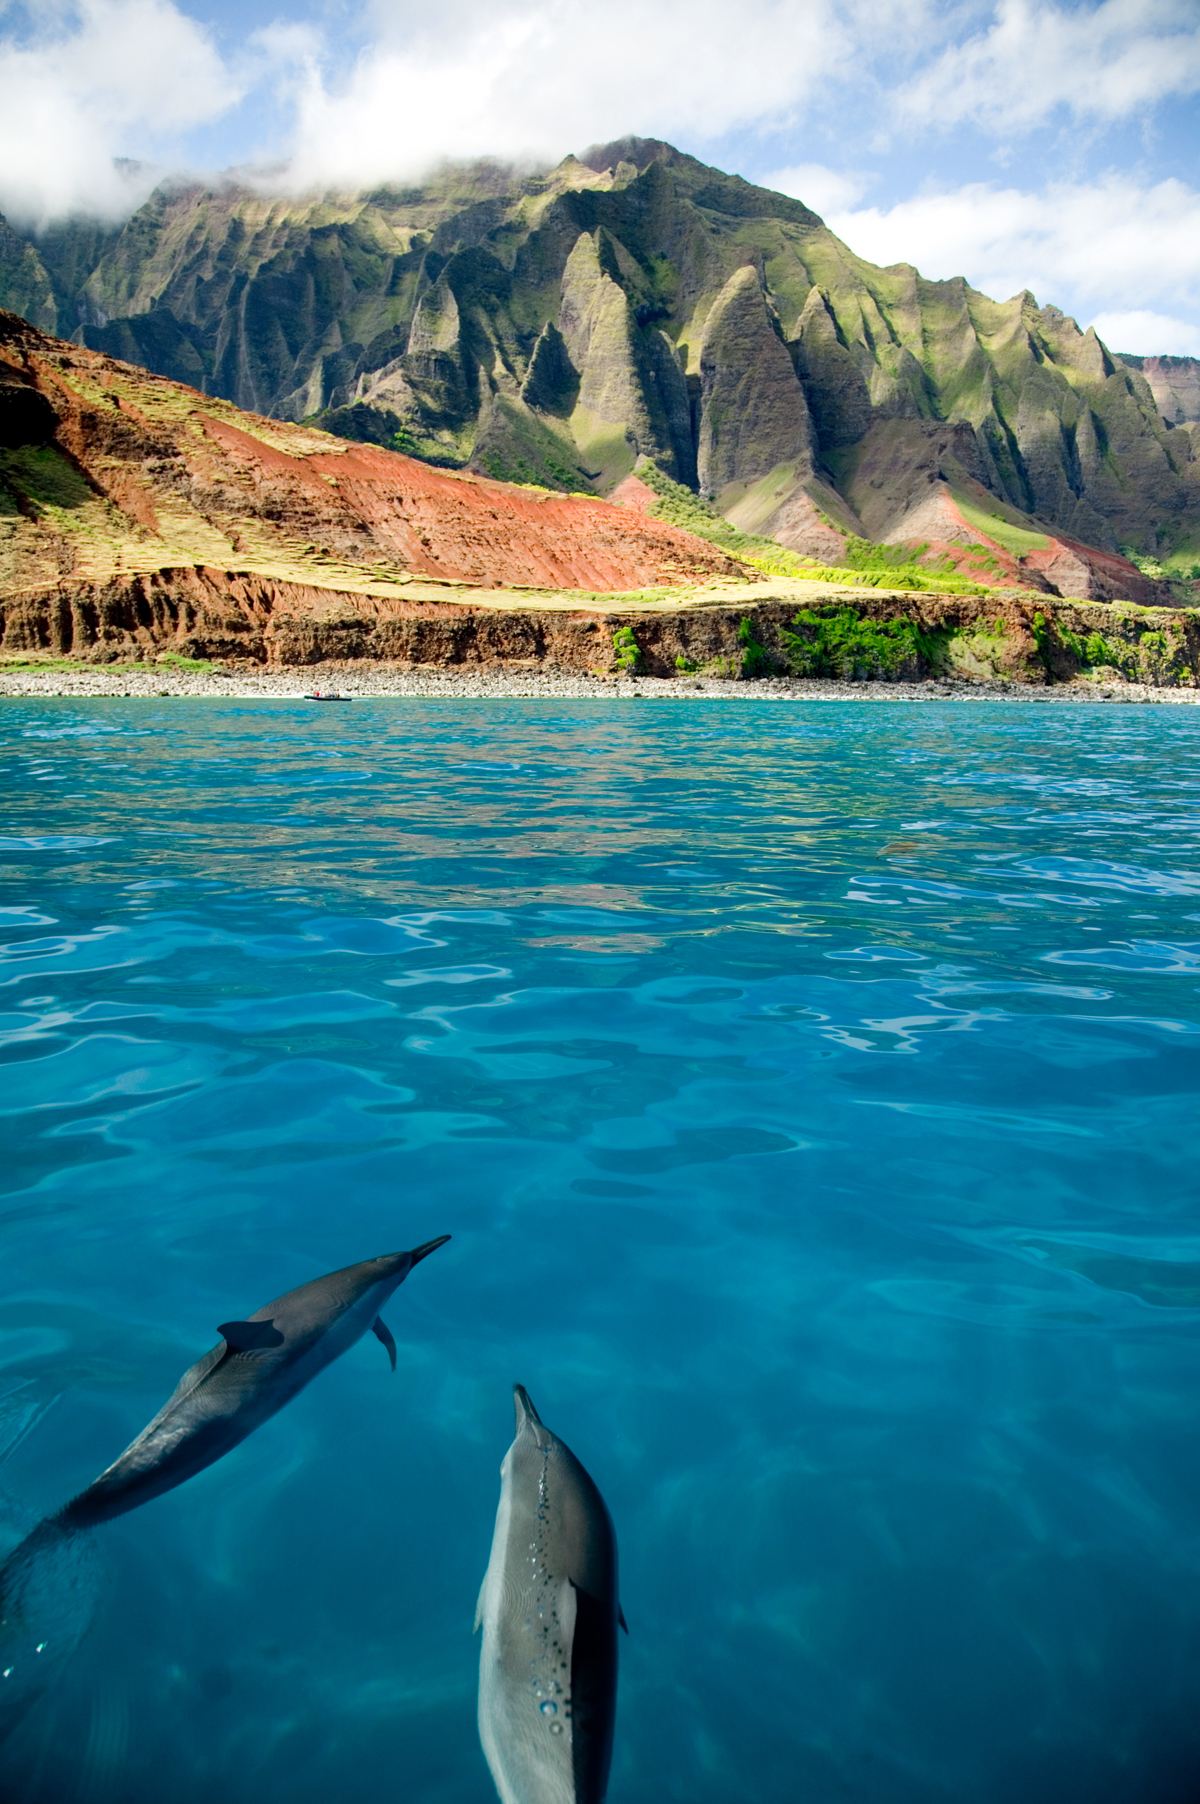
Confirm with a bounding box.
[697,265,813,496]
[520,321,579,415]
[789,286,872,452]
[1120,354,1200,427]
[0,375,58,447]
[558,229,694,483]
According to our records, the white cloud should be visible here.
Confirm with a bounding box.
[0,0,907,214]
[904,0,1200,129]
[758,163,871,216]
[813,175,1200,353]
[1089,311,1200,358]
[2,0,1200,356]
[281,0,863,192]
[0,0,237,227]
[5,0,1199,216]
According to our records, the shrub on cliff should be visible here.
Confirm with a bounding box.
[783,608,936,681]
[612,625,644,673]
[737,615,775,677]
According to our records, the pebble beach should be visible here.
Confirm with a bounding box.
[0,662,1197,704]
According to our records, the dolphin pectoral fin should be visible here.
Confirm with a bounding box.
[218,1319,284,1351]
[372,1316,397,1372]
[473,1578,487,1634]
[619,1605,629,1635]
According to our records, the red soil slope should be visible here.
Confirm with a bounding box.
[881,479,1167,605]
[0,310,747,600]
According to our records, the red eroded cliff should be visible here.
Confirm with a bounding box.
[0,309,750,604]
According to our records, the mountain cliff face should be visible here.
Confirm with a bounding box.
[1119,354,1200,434]
[3,139,1198,587]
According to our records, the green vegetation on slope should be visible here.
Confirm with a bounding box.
[782,607,943,680]
[634,459,808,569]
[737,614,775,676]
[612,624,644,672]
[636,462,985,592]
[307,403,471,469]
[951,493,1050,557]
[472,397,591,492]
[1121,544,1200,594]
[779,546,986,596]
[837,536,986,593]
[1035,607,1197,685]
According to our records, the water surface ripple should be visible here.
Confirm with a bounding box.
[2,698,1200,1803]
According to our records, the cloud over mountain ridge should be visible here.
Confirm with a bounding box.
[2,0,1200,354]
[4,138,1197,599]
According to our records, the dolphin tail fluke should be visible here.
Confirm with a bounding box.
[409,1235,451,1265]
[1,1516,73,1621]
[371,1316,397,1371]
[0,1515,99,1746]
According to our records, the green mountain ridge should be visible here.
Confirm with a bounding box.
[2,138,1197,585]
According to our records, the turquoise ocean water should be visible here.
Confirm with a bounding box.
[1,697,1199,1803]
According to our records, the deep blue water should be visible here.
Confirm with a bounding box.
[1,697,1200,1804]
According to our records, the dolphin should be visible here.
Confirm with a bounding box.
[1,1239,448,1657]
[476,1385,625,1804]
[0,1237,450,1742]
[0,1237,449,1742]
[49,1237,450,1530]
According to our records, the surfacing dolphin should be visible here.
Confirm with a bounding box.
[476,1385,625,1804]
[0,1238,448,1739]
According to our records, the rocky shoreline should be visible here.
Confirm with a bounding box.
[0,662,1195,705]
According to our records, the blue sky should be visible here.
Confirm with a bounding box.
[2,0,1200,354]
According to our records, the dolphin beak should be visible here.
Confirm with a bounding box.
[409,1234,451,1265]
[513,1384,543,1432]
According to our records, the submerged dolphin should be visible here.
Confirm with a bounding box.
[52,1237,450,1529]
[0,1238,449,1741]
[476,1385,625,1804]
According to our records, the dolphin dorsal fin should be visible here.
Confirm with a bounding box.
[372,1316,397,1372]
[218,1319,284,1352]
[619,1605,629,1635]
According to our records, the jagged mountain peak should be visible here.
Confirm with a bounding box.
[578,137,676,175]
[1,145,1196,586]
